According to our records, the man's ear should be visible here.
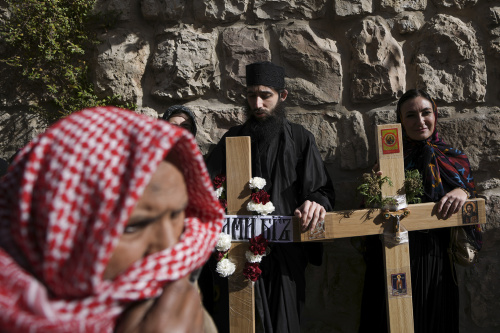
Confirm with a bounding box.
[280,89,288,102]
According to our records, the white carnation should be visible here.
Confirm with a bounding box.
[246,201,258,212]
[256,202,275,215]
[215,186,224,198]
[216,258,236,277]
[249,177,266,190]
[245,250,264,263]
[216,233,232,252]
[247,201,275,215]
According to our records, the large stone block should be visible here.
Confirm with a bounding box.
[94,29,150,106]
[348,16,406,103]
[395,11,425,34]
[380,0,427,13]
[135,106,158,119]
[438,111,500,184]
[141,0,185,21]
[482,188,500,228]
[462,226,500,329]
[334,0,372,18]
[488,7,500,58]
[287,112,338,163]
[412,14,487,103]
[151,26,219,101]
[194,105,247,156]
[491,6,500,25]
[431,0,478,9]
[337,111,369,170]
[253,0,327,20]
[94,0,140,21]
[193,0,247,23]
[219,25,270,102]
[275,23,342,106]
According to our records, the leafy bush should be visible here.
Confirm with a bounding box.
[357,169,425,208]
[357,171,396,208]
[0,0,133,123]
[404,169,424,204]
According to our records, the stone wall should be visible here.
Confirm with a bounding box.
[1,0,499,332]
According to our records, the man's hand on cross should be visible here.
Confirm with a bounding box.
[294,200,326,232]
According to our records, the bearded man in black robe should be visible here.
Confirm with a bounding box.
[203,61,335,333]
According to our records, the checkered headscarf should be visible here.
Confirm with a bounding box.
[0,107,224,332]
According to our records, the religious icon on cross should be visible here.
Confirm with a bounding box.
[221,124,485,333]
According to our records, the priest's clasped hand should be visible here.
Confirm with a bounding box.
[294,200,326,232]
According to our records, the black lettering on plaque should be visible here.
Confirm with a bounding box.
[278,218,291,241]
[231,218,245,240]
[245,217,256,239]
[261,217,272,240]
[222,217,230,235]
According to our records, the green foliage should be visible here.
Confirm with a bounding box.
[404,169,424,204]
[357,171,396,208]
[0,0,134,123]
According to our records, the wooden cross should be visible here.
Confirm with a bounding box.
[223,124,485,333]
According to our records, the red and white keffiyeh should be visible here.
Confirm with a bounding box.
[0,107,224,332]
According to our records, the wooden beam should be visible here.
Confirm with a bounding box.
[226,136,255,333]
[383,244,413,333]
[226,137,252,215]
[376,124,413,333]
[376,124,406,207]
[294,198,486,241]
[228,243,255,333]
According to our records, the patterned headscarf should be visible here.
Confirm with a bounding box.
[0,107,224,332]
[161,105,198,136]
[396,89,482,249]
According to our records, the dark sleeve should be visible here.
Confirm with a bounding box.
[205,126,242,179]
[297,128,335,211]
[205,134,227,180]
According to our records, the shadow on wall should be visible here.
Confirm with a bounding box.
[0,111,45,161]
[0,158,8,177]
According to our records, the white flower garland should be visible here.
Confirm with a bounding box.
[247,201,275,215]
[247,177,275,215]
[216,232,232,252]
[215,186,224,199]
[213,232,269,279]
[245,250,265,263]
[215,258,236,277]
[212,177,272,279]
[249,177,267,190]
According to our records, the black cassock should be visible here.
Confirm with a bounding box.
[201,119,335,333]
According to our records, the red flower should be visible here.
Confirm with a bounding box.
[214,250,228,261]
[249,234,268,255]
[243,262,262,282]
[251,189,270,205]
[219,198,227,209]
[213,174,226,189]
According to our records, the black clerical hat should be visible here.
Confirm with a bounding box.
[246,61,285,90]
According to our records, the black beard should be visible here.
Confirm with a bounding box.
[243,101,287,146]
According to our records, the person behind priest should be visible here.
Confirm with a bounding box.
[202,61,335,332]
[359,89,483,333]
[0,107,224,332]
[161,104,197,136]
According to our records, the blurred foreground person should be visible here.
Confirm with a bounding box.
[0,107,223,332]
